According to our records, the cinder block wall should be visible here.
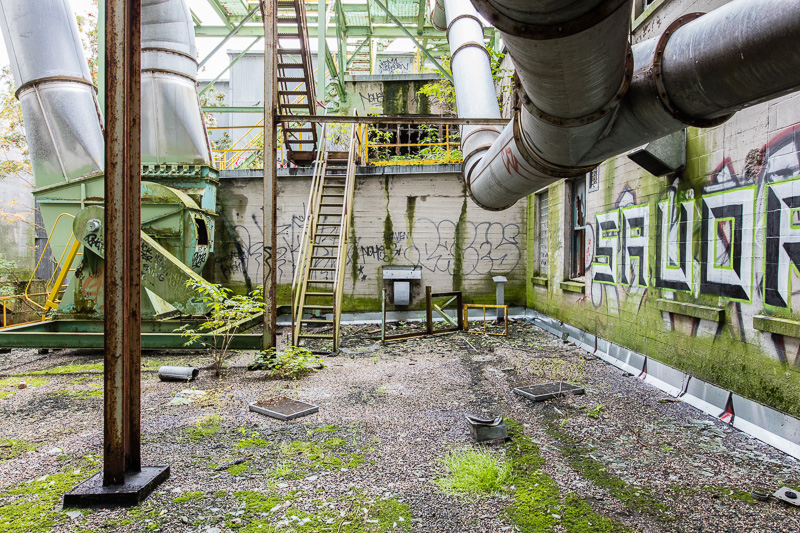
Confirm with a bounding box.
[526,0,800,417]
[210,166,526,311]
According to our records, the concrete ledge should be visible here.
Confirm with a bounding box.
[531,276,548,287]
[753,315,800,338]
[655,299,724,322]
[560,281,585,294]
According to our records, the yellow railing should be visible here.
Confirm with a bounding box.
[364,123,462,166]
[1,292,49,330]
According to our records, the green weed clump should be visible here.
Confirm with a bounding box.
[249,346,324,379]
[183,414,222,441]
[172,491,205,504]
[0,438,36,461]
[21,363,103,376]
[436,448,511,496]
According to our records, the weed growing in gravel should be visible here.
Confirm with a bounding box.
[587,403,604,419]
[48,389,103,400]
[250,345,325,379]
[436,448,511,496]
[237,437,269,448]
[0,391,12,399]
[0,438,36,461]
[503,418,631,533]
[0,376,48,388]
[183,413,222,440]
[173,491,205,504]
[20,363,103,376]
[228,461,249,475]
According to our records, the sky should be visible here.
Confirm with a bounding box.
[0,0,417,83]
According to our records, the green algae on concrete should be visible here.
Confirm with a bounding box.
[452,193,468,292]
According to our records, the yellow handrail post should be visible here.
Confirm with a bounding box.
[43,238,81,313]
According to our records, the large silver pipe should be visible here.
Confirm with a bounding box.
[141,0,212,166]
[463,0,633,209]
[464,0,800,209]
[430,0,446,32]
[583,0,800,164]
[443,0,502,189]
[0,0,104,188]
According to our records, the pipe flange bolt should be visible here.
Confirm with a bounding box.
[87,219,101,233]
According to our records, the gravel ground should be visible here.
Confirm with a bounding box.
[1,320,799,532]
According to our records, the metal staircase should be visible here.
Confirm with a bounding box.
[276,0,318,164]
[292,123,360,353]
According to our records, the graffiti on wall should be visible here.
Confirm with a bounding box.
[375,56,413,75]
[588,125,800,312]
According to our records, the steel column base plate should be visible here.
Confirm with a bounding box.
[63,465,170,508]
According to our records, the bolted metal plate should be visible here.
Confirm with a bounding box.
[513,383,585,402]
[249,397,319,421]
[63,466,170,508]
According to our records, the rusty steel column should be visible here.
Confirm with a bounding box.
[261,0,278,350]
[104,0,142,485]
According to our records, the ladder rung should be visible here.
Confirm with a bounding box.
[306,292,334,297]
[310,267,336,271]
[302,318,334,324]
[279,90,309,96]
[278,48,303,54]
[298,333,334,339]
[320,203,343,208]
[313,244,337,248]
[304,305,334,310]
[285,127,315,133]
[278,77,307,83]
[281,103,313,109]
[278,62,303,69]
[307,279,335,284]
[311,255,336,260]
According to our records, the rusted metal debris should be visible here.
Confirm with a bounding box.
[466,415,509,443]
[513,383,586,402]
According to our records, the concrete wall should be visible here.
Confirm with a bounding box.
[209,165,526,310]
[526,0,800,417]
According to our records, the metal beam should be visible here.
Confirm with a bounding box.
[205,0,234,30]
[104,0,142,486]
[371,0,453,83]
[199,37,262,97]
[0,332,266,350]
[194,25,461,39]
[335,0,347,85]
[261,0,278,351]
[198,5,259,68]
[416,0,425,35]
[345,38,370,70]
[317,0,327,109]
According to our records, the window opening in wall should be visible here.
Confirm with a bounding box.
[366,122,461,165]
[570,178,586,279]
[536,190,549,276]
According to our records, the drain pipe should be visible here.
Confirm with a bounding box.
[443,0,503,190]
[0,0,104,187]
[141,0,213,165]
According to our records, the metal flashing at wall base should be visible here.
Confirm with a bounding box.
[525,309,800,460]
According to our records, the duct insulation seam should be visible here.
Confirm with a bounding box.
[442,0,503,207]
[526,310,800,461]
[142,0,213,166]
[0,0,104,188]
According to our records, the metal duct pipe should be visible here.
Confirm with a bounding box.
[430,0,446,32]
[141,0,212,166]
[582,0,800,164]
[462,0,633,209]
[443,0,502,189]
[464,0,800,210]
[0,0,104,188]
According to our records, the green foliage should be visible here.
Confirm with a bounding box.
[183,413,222,441]
[176,280,264,376]
[586,403,604,419]
[21,363,103,376]
[417,43,512,115]
[0,254,18,296]
[436,448,511,496]
[172,491,205,504]
[249,345,324,379]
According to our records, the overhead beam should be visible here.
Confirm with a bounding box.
[199,37,262,97]
[194,25,464,39]
[371,0,453,83]
[205,0,234,30]
[416,0,425,35]
[198,5,259,68]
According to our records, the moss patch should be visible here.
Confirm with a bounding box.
[0,438,36,462]
[503,419,630,533]
[543,419,669,521]
[172,491,205,504]
[237,437,269,449]
[183,414,222,441]
[0,463,96,532]
[20,363,103,376]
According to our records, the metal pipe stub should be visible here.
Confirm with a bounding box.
[651,13,734,129]
[471,0,630,40]
[158,366,199,382]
